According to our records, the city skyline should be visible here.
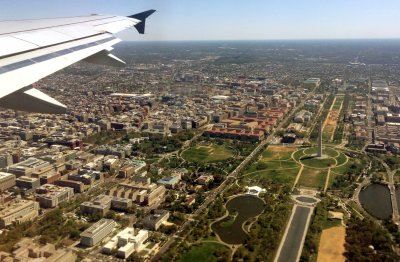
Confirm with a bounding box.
[1,0,400,41]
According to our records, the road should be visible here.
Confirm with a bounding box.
[375,158,400,224]
[274,205,314,262]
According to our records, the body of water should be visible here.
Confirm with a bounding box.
[211,195,265,244]
[359,183,392,220]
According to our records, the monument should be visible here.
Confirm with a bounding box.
[317,120,323,157]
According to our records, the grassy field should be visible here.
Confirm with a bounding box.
[332,97,344,110]
[182,144,234,163]
[331,157,364,174]
[244,145,300,186]
[245,168,300,185]
[335,153,348,166]
[322,96,343,142]
[395,171,400,183]
[261,145,296,160]
[178,242,230,262]
[303,147,339,158]
[327,171,341,188]
[298,167,328,189]
[300,157,336,169]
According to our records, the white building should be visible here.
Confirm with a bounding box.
[102,227,148,259]
[80,219,116,247]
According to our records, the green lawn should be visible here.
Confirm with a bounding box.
[331,157,365,175]
[243,145,300,186]
[327,171,341,188]
[261,146,296,161]
[303,147,339,158]
[178,242,230,262]
[300,157,336,168]
[293,149,306,162]
[259,160,299,170]
[246,167,299,185]
[298,167,328,189]
[395,171,400,183]
[182,145,234,163]
[335,153,348,166]
[332,98,343,110]
[322,126,335,141]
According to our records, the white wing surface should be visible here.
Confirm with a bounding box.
[0,10,155,113]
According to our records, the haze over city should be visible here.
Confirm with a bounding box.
[0,1,400,262]
[2,0,400,41]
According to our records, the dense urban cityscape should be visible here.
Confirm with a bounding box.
[1,39,400,262]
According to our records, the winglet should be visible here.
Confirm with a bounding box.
[128,9,156,34]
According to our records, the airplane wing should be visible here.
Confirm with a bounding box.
[0,9,155,114]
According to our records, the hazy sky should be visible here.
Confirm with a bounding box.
[1,0,400,41]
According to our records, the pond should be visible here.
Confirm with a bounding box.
[296,196,318,204]
[359,183,392,220]
[397,187,400,212]
[211,195,265,245]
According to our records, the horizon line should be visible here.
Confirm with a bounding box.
[125,37,400,43]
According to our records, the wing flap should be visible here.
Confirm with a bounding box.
[0,36,39,57]
[0,87,67,114]
[83,50,126,67]
[13,30,73,47]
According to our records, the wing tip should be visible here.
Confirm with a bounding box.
[128,9,156,20]
[129,9,156,34]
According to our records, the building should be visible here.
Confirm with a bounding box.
[0,199,39,228]
[375,125,400,144]
[111,197,132,211]
[39,172,60,185]
[303,78,321,88]
[0,172,16,192]
[0,238,76,262]
[102,227,148,258]
[56,179,86,193]
[80,195,112,216]
[196,174,214,185]
[142,210,170,231]
[7,157,53,177]
[106,179,165,207]
[157,173,181,188]
[36,184,74,208]
[282,133,296,144]
[16,176,40,191]
[80,219,116,247]
[0,154,12,168]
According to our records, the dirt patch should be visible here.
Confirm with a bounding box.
[317,225,345,262]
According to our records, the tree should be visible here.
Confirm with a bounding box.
[105,210,116,219]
